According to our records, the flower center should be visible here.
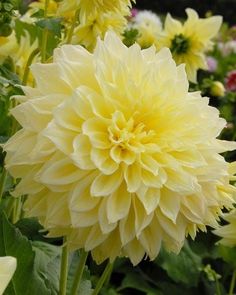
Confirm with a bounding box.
[170,34,190,55]
[108,111,148,151]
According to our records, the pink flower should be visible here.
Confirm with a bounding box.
[206,56,218,72]
[226,70,236,91]
[131,8,138,18]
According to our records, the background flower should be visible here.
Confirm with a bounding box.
[226,70,236,92]
[157,8,222,82]
[132,10,162,48]
[214,208,236,246]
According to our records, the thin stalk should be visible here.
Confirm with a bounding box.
[22,48,40,85]
[92,262,113,295]
[66,9,79,44]
[12,197,22,224]
[215,273,222,295]
[5,197,15,218]
[0,97,19,203]
[0,168,7,202]
[70,250,88,295]
[44,0,50,17]
[41,29,49,63]
[59,238,69,295]
[229,270,236,295]
[41,0,50,63]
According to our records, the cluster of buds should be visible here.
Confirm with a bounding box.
[0,0,16,36]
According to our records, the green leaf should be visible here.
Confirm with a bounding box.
[0,210,60,294]
[66,251,93,295]
[117,272,162,294]
[32,241,61,295]
[36,18,62,37]
[155,242,202,287]
[216,245,236,268]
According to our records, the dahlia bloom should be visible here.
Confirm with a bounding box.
[0,256,17,295]
[0,33,18,63]
[72,12,127,51]
[70,0,134,50]
[214,208,236,246]
[29,0,58,17]
[226,70,236,92]
[132,10,162,49]
[58,0,133,23]
[157,9,222,82]
[4,32,236,265]
[0,31,38,82]
[12,32,39,81]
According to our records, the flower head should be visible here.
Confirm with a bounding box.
[226,70,236,92]
[214,207,236,246]
[157,9,222,82]
[0,33,18,64]
[206,56,218,72]
[12,32,39,81]
[72,12,127,51]
[4,32,236,265]
[132,10,162,48]
[29,0,58,16]
[58,0,133,23]
[0,256,17,295]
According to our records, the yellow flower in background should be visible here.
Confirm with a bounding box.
[0,256,17,295]
[58,0,133,23]
[4,32,236,265]
[0,32,39,82]
[72,12,127,51]
[133,10,162,48]
[0,33,18,64]
[12,32,39,82]
[29,0,58,16]
[214,208,236,246]
[157,9,222,82]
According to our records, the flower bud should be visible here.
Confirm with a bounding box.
[210,81,225,97]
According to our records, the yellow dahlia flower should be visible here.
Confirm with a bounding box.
[4,32,236,265]
[58,0,133,23]
[12,32,39,81]
[214,208,236,246]
[157,9,222,82]
[0,256,17,295]
[0,33,18,64]
[133,10,162,48]
[29,0,58,16]
[72,12,127,51]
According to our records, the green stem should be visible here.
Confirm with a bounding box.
[41,29,49,63]
[229,270,236,295]
[92,262,113,295]
[41,0,50,63]
[66,9,79,44]
[215,273,222,295]
[22,48,40,85]
[0,168,7,202]
[104,262,113,287]
[44,0,50,17]
[70,250,88,295]
[12,197,22,224]
[59,238,69,295]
